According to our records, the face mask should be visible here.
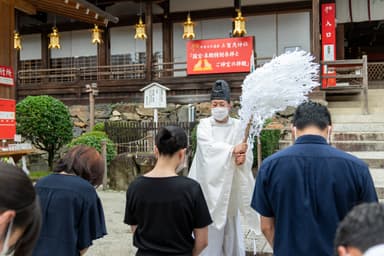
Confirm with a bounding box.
[327,126,331,144]
[211,107,229,121]
[0,219,13,256]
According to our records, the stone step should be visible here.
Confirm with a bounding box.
[333,141,384,151]
[370,168,384,199]
[279,140,384,152]
[329,113,384,123]
[281,131,384,142]
[332,123,384,132]
[329,107,384,115]
[348,151,384,169]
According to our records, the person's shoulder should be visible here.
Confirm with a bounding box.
[177,176,201,186]
[198,117,211,126]
[328,147,368,168]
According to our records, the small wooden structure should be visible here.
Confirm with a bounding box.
[321,55,369,114]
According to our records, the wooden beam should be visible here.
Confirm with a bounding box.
[311,0,320,62]
[168,1,312,22]
[145,1,153,81]
[15,0,36,15]
[0,0,15,99]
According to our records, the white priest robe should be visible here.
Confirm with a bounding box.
[189,117,260,255]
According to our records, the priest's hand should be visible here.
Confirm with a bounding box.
[235,153,246,166]
[233,143,248,155]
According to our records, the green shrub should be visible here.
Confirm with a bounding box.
[68,131,117,165]
[252,128,281,168]
[16,96,73,171]
[92,122,105,132]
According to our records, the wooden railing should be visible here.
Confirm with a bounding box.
[18,63,146,85]
[321,55,369,114]
[18,56,274,85]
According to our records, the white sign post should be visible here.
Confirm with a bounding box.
[140,83,170,146]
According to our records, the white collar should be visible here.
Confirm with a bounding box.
[364,244,384,256]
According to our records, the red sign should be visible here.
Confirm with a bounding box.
[0,99,16,139]
[187,36,254,75]
[0,66,14,87]
[321,3,336,88]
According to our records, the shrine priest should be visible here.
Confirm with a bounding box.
[189,80,260,256]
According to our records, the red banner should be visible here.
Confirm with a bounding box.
[0,66,14,87]
[321,3,336,88]
[187,36,254,75]
[0,99,16,140]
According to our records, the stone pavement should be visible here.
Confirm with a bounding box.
[87,190,272,256]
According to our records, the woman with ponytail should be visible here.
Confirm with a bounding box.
[124,126,212,256]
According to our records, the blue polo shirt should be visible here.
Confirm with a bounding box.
[251,135,378,256]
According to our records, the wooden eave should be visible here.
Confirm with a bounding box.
[17,0,119,26]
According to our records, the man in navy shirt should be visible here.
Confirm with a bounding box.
[251,101,378,256]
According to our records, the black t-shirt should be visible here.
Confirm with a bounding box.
[124,175,212,256]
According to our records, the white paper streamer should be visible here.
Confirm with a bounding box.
[239,50,320,145]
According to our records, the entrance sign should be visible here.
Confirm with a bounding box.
[0,66,14,87]
[186,36,254,75]
[321,3,336,88]
[0,98,16,139]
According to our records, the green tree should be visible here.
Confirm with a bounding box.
[67,131,117,165]
[16,96,73,171]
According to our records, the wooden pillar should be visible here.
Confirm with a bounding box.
[311,0,320,62]
[336,23,345,60]
[97,27,110,80]
[162,0,173,77]
[0,0,15,99]
[41,32,51,69]
[310,0,325,100]
[97,27,109,67]
[145,1,153,81]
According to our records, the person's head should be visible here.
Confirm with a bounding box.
[54,145,105,186]
[210,80,231,122]
[0,162,41,256]
[292,101,332,141]
[154,126,188,168]
[335,203,384,256]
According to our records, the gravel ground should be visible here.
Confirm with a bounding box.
[87,190,272,256]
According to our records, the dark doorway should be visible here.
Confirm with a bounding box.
[344,20,384,61]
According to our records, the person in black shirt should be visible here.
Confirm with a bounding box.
[124,126,212,256]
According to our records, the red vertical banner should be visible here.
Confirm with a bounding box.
[0,99,16,140]
[321,3,336,88]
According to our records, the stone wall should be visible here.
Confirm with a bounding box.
[69,102,244,135]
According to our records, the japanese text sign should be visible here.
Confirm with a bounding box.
[322,3,336,88]
[0,66,14,87]
[0,99,16,139]
[141,83,169,109]
[187,36,254,75]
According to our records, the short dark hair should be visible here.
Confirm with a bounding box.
[54,145,105,186]
[292,101,332,130]
[155,126,188,156]
[334,203,384,254]
[0,162,41,256]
